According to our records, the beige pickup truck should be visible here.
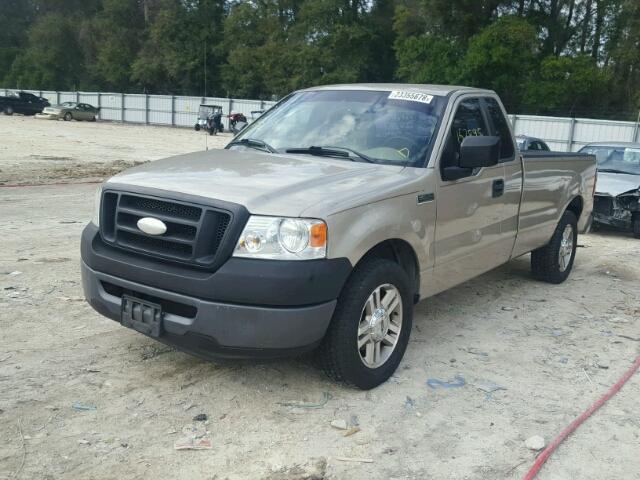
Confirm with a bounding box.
[82,84,596,389]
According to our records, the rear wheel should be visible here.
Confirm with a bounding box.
[317,258,413,389]
[194,124,200,131]
[4,105,13,115]
[531,211,578,284]
[63,112,72,121]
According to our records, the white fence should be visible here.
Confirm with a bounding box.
[2,88,639,150]
[507,114,640,152]
[0,88,277,131]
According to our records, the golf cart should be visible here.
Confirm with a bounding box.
[194,104,224,135]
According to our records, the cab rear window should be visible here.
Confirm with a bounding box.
[485,98,515,160]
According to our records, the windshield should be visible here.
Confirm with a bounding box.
[580,145,640,175]
[230,89,447,166]
[61,102,76,107]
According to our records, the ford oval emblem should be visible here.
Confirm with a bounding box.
[137,217,167,236]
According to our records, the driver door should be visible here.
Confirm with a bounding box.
[432,97,509,293]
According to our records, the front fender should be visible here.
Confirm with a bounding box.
[325,193,433,273]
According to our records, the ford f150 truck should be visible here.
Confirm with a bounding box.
[82,84,596,389]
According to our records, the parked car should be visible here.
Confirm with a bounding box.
[578,142,640,237]
[516,135,550,151]
[82,84,596,389]
[36,102,100,121]
[0,91,50,115]
[194,104,224,135]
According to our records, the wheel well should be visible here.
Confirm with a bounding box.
[566,196,583,219]
[357,239,420,303]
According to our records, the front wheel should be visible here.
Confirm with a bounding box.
[317,258,413,389]
[4,105,14,115]
[633,215,640,239]
[531,210,578,284]
[63,112,72,121]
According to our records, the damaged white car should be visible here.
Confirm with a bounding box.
[580,142,640,238]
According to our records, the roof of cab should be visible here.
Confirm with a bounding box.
[301,83,495,96]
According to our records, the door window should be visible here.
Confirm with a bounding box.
[441,98,488,170]
[485,98,515,161]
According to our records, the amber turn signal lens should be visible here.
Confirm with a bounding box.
[310,223,327,248]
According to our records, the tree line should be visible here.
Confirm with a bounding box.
[1,0,639,119]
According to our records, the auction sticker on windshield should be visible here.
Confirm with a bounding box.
[388,91,433,104]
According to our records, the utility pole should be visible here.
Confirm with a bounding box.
[204,46,207,98]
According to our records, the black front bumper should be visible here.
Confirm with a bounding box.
[81,223,352,358]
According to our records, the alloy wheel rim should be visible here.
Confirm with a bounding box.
[357,283,403,369]
[558,224,574,272]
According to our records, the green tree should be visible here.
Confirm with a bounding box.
[132,0,225,95]
[0,0,37,85]
[608,0,640,114]
[6,13,84,89]
[393,3,462,84]
[523,55,613,116]
[90,0,145,91]
[458,16,538,110]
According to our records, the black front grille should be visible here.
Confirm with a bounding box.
[100,191,233,268]
[120,195,201,221]
[594,195,613,217]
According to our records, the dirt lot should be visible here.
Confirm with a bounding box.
[0,115,229,185]
[1,117,639,480]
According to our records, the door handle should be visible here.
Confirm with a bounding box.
[492,179,505,198]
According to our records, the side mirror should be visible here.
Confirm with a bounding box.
[459,135,501,168]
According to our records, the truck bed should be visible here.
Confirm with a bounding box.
[511,151,597,258]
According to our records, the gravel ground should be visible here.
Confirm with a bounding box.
[0,115,229,185]
[0,117,639,480]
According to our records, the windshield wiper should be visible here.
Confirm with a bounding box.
[285,146,374,163]
[227,138,277,154]
[598,168,640,176]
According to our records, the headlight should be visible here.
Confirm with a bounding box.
[234,216,327,260]
[92,187,102,226]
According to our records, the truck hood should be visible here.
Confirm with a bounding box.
[596,171,640,197]
[106,149,415,217]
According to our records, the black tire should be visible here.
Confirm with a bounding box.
[194,124,200,131]
[63,112,72,121]
[531,211,578,284]
[209,128,216,136]
[633,215,640,239]
[90,115,96,122]
[317,258,413,390]
[4,105,14,115]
